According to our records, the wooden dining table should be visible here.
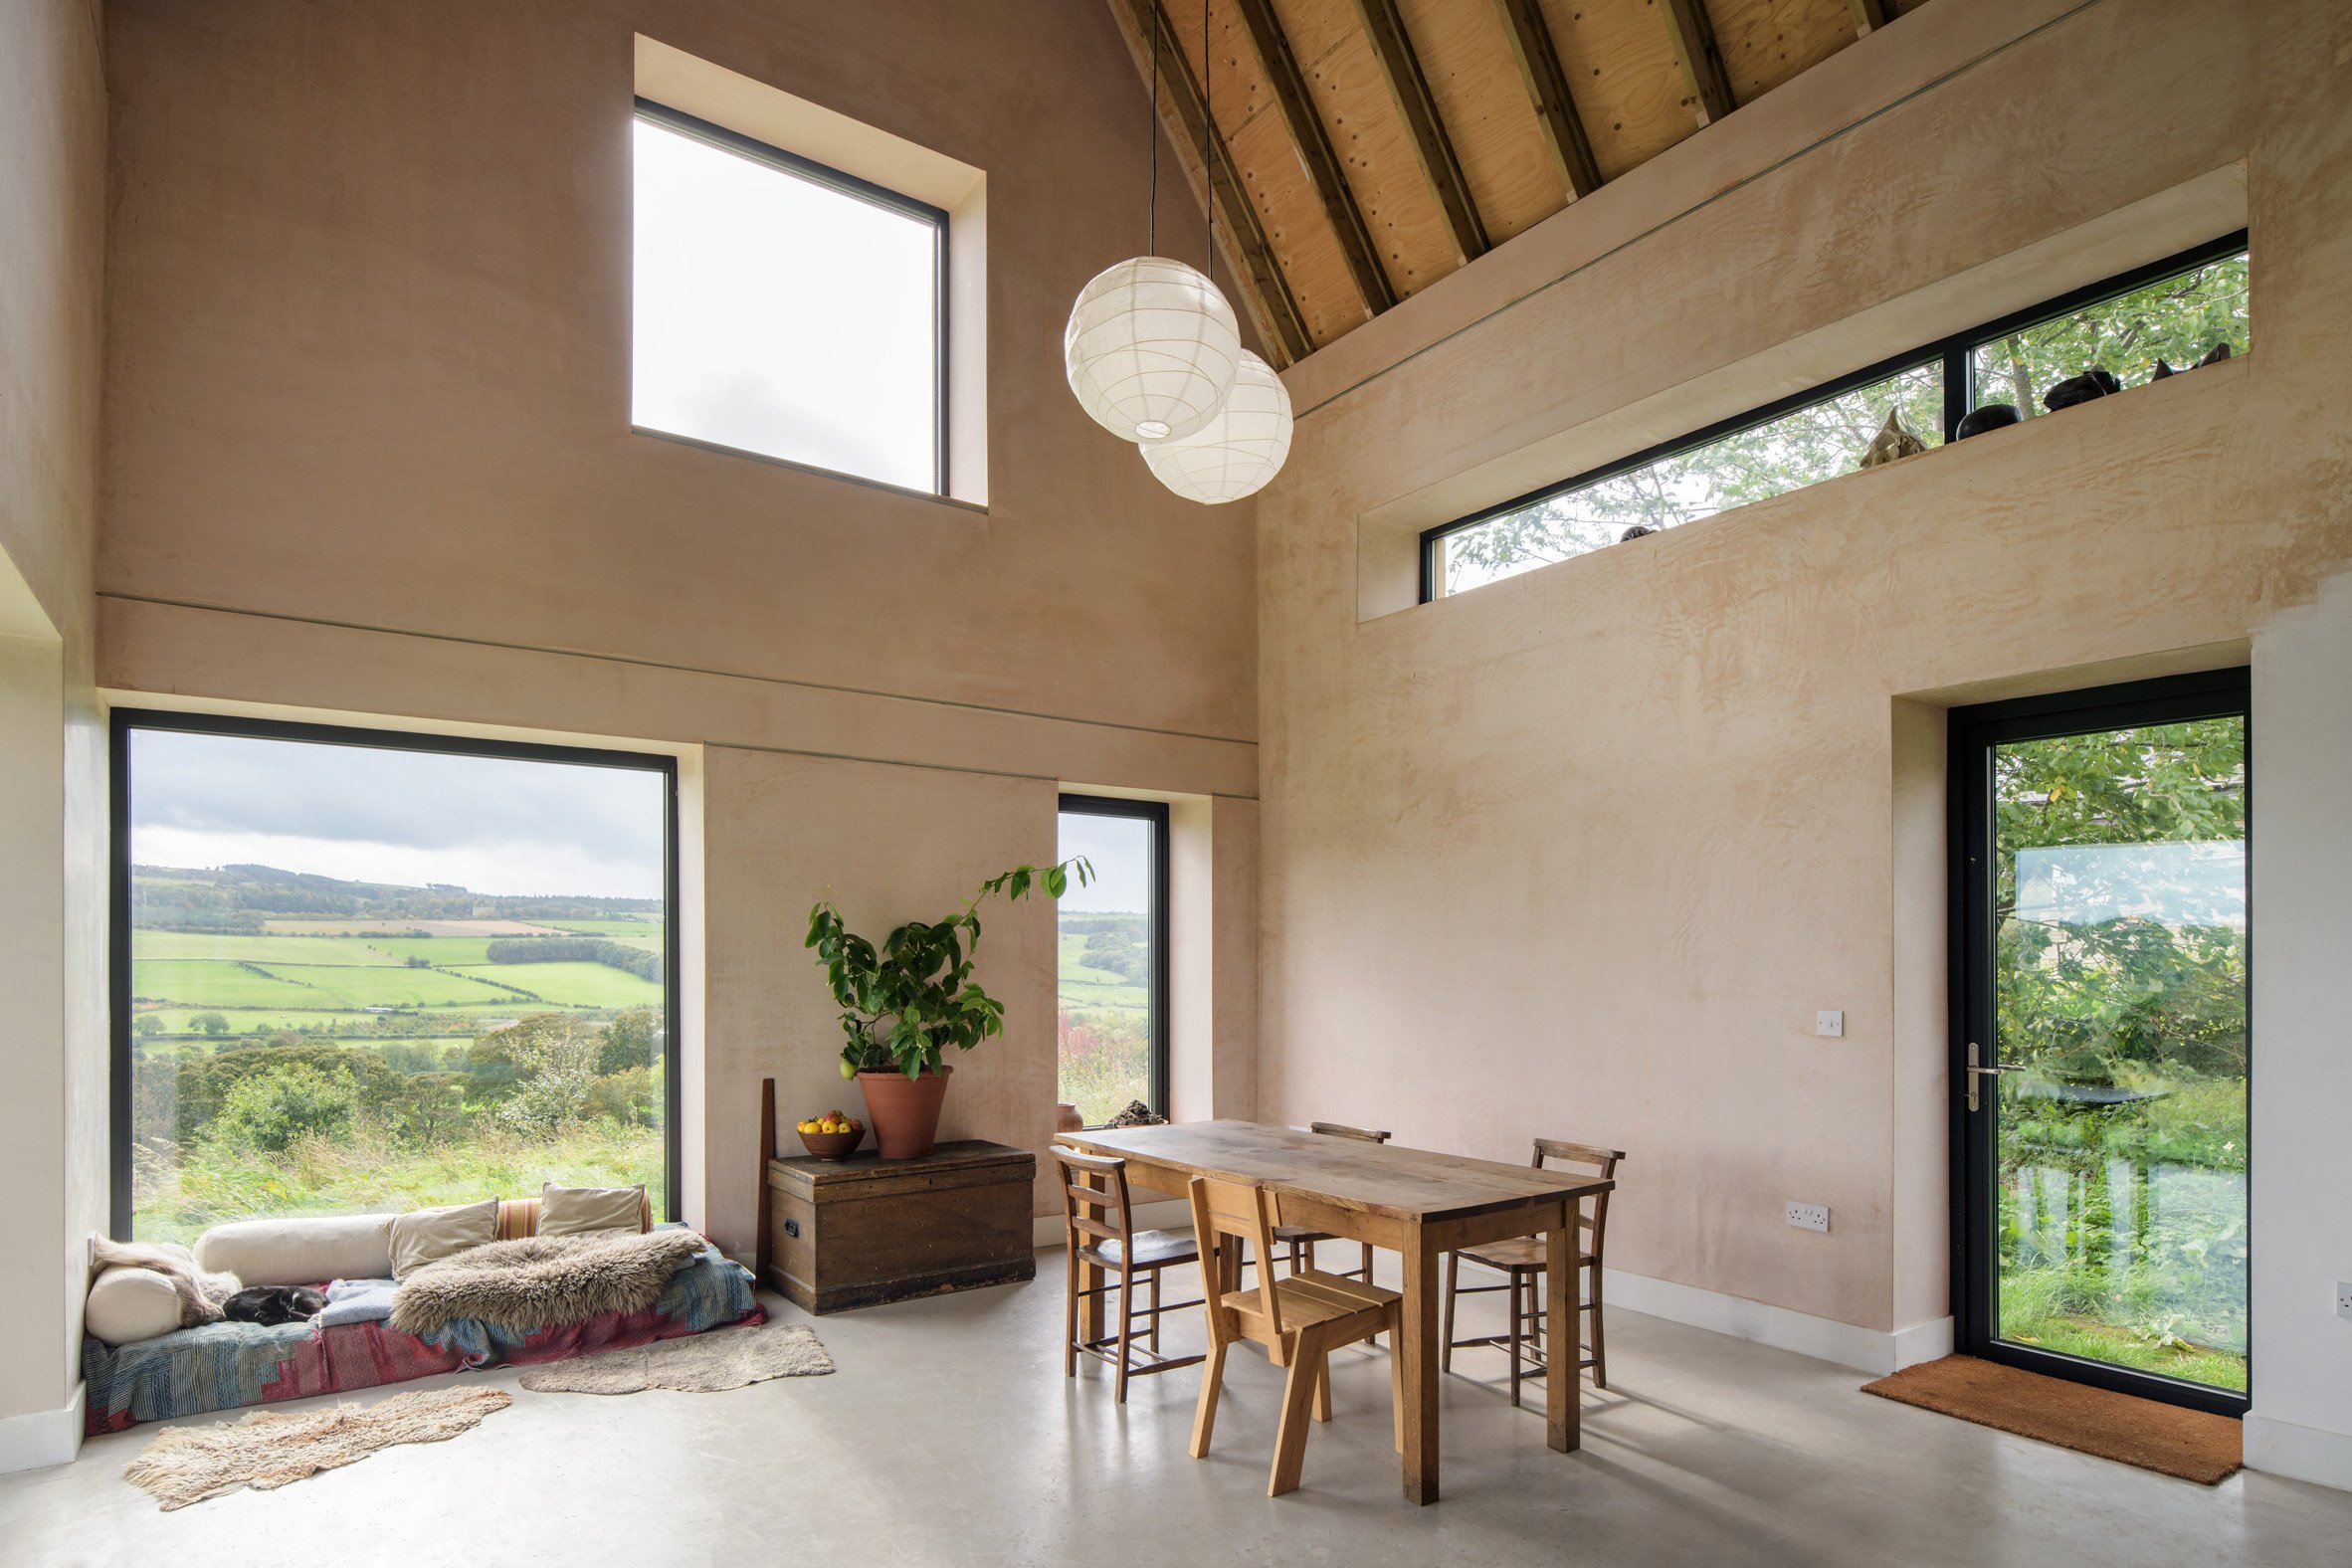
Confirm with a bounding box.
[1060,1119,1612,1504]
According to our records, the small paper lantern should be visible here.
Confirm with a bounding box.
[1139,350,1291,504]
[1065,257,1241,443]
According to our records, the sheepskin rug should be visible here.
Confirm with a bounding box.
[387,1229,711,1336]
[123,1387,509,1510]
[518,1321,833,1394]
[91,1236,239,1327]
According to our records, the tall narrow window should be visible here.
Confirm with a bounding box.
[631,100,946,492]
[112,714,678,1242]
[1055,796,1168,1125]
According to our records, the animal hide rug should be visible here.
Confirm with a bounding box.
[387,1229,710,1336]
[92,1236,242,1328]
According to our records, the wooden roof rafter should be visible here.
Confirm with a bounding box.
[1488,0,1602,201]
[1660,0,1738,127]
[1848,0,1892,39]
[1104,0,1316,367]
[1349,0,1489,267]
[1231,0,1397,319]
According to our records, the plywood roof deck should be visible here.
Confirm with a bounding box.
[1110,0,1909,364]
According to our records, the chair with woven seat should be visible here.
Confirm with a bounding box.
[1441,1138,1625,1405]
[1056,1146,1204,1403]
[1265,1121,1389,1292]
[1187,1173,1404,1497]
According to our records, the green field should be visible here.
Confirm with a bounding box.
[133,931,404,965]
[355,936,503,965]
[540,919,666,935]
[448,961,663,1008]
[131,959,525,1010]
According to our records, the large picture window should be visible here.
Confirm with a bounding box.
[1054,796,1169,1125]
[631,99,947,493]
[110,713,679,1242]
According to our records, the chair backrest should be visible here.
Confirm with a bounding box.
[1053,1146,1136,1257]
[1531,1138,1625,1261]
[1187,1174,1285,1335]
[1308,1120,1391,1143]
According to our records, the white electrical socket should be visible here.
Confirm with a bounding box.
[2337,1281,2352,1319]
[1787,1201,1830,1234]
[1816,1010,1845,1038]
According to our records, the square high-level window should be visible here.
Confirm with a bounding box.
[632,102,944,492]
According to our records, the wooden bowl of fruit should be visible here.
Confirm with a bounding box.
[795,1110,866,1160]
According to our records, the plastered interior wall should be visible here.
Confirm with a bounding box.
[1256,0,2351,1442]
[0,0,106,1441]
[2245,576,2352,1489]
[92,0,1262,1250]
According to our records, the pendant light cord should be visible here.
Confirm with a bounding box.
[1147,2,1159,258]
[1203,0,1213,287]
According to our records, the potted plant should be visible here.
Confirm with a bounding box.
[805,859,1089,1159]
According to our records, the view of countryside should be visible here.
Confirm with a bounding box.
[1055,807,1157,1125]
[125,727,670,1244]
[1993,717,2248,1391]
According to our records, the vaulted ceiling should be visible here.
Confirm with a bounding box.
[1105,0,1924,366]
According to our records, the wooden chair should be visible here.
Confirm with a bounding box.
[1187,1173,1404,1497]
[1055,1147,1204,1403]
[1441,1138,1625,1405]
[1265,1122,1390,1291]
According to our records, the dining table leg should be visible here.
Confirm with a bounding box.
[1547,1206,1577,1453]
[1399,1224,1441,1504]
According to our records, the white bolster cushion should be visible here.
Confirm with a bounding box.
[194,1213,395,1286]
[86,1268,185,1346]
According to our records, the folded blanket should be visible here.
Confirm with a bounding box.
[319,1277,400,1328]
[388,1230,711,1337]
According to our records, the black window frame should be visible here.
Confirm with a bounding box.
[1420,230,2252,603]
[631,98,951,497]
[1055,793,1172,1121]
[109,709,683,1239]
[1946,666,2252,1418]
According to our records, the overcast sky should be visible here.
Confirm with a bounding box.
[131,730,667,899]
[1055,810,1153,915]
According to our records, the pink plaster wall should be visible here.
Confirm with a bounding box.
[1257,0,2352,1336]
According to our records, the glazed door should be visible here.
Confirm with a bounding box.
[1952,670,2249,1414]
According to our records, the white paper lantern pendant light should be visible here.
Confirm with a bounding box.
[1064,2,1240,445]
[1140,349,1291,502]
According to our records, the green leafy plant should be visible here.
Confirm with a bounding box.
[806,860,1093,1081]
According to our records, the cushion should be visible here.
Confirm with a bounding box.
[536,1183,649,1238]
[85,1268,185,1346]
[388,1197,499,1277]
[194,1212,394,1286]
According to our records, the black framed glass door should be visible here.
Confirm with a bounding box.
[1951,670,2249,1415]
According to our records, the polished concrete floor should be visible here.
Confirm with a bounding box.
[3,1258,2344,1567]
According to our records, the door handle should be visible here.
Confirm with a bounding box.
[1964,1042,2018,1112]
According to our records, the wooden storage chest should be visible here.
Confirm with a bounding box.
[762,1140,1037,1314]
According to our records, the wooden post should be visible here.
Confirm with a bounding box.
[756,1078,776,1291]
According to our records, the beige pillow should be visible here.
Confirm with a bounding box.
[388,1197,498,1277]
[537,1183,648,1238]
[195,1213,394,1285]
[86,1268,185,1346]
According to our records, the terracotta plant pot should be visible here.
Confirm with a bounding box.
[1056,1101,1083,1134]
[857,1065,954,1159]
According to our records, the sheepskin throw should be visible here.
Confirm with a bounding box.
[124,1387,509,1510]
[387,1228,711,1336]
[518,1321,833,1394]
[92,1236,240,1328]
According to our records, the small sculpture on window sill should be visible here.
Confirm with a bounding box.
[2043,367,2121,412]
[1620,523,1657,542]
[1954,403,2021,441]
[1859,408,1928,468]
[2198,340,2234,367]
[1103,1099,1167,1128]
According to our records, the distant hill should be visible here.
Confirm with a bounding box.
[132,864,661,933]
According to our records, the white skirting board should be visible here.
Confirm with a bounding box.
[2244,1413,2352,1493]
[0,1383,85,1474]
[1598,1270,1951,1377]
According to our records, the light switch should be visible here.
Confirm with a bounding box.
[1816,1010,1845,1038]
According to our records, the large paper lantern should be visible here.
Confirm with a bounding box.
[1064,257,1241,443]
[1139,350,1291,503]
